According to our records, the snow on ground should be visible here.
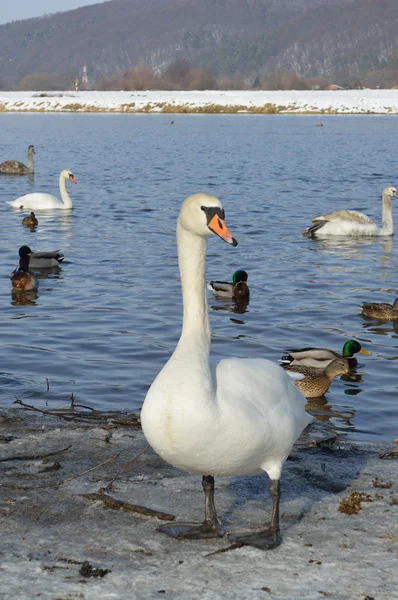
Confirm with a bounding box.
[0,89,398,114]
[0,408,397,600]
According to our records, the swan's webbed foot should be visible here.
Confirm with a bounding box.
[227,478,282,550]
[157,475,224,540]
[227,526,281,550]
[157,520,225,540]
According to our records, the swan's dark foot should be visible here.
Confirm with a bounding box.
[157,475,224,540]
[227,526,281,550]
[227,478,282,550]
[157,520,225,540]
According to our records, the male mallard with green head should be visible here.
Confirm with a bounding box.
[209,269,249,299]
[10,246,38,291]
[281,340,370,369]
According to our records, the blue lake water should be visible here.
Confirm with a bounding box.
[0,112,398,443]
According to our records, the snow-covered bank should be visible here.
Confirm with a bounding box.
[0,89,398,114]
[1,408,397,600]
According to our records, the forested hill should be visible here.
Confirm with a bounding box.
[0,0,397,87]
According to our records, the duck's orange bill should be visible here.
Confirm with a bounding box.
[69,175,77,183]
[208,214,238,247]
[359,348,371,355]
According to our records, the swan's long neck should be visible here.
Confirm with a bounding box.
[176,221,211,355]
[59,174,73,208]
[27,150,34,174]
[381,191,393,235]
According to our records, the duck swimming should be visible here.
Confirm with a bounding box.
[209,269,249,299]
[303,186,398,237]
[281,339,370,370]
[141,193,312,550]
[17,245,65,269]
[22,212,38,227]
[10,246,38,291]
[0,145,35,175]
[286,358,352,398]
[359,299,398,320]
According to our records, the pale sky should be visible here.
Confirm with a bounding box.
[0,0,106,25]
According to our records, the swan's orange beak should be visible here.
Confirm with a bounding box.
[69,175,77,183]
[208,214,238,246]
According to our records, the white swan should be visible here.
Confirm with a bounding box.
[6,170,76,210]
[303,186,397,237]
[141,193,312,550]
[0,144,35,175]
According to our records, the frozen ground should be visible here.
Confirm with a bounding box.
[0,89,398,114]
[0,407,397,600]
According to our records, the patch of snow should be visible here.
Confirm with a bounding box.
[0,89,397,113]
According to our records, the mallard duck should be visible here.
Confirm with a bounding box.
[281,339,370,369]
[286,358,351,398]
[141,194,312,550]
[22,212,38,227]
[0,145,35,175]
[209,269,249,299]
[6,170,76,210]
[17,245,64,269]
[359,299,398,320]
[303,186,398,237]
[10,246,38,291]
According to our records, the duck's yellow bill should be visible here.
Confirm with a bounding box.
[208,214,238,247]
[359,348,371,355]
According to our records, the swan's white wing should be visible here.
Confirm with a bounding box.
[212,357,310,426]
[7,193,61,209]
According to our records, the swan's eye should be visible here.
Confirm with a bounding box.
[201,206,205,211]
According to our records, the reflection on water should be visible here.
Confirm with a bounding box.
[10,290,39,306]
[1,113,398,443]
[210,297,250,315]
[306,396,356,433]
[360,314,398,336]
[307,235,394,256]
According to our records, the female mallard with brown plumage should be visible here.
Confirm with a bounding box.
[10,246,38,291]
[281,339,370,370]
[286,358,352,398]
[208,269,249,299]
[359,299,398,320]
[22,212,38,227]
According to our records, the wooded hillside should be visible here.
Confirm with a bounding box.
[0,0,397,88]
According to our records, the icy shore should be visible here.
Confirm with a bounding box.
[1,408,397,600]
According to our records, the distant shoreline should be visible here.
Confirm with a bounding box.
[1,89,397,114]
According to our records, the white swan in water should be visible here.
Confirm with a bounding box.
[0,145,35,175]
[303,185,397,237]
[141,193,312,550]
[6,170,76,210]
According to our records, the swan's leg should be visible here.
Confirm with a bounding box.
[157,475,225,540]
[227,479,282,550]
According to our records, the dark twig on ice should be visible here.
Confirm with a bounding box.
[0,444,72,462]
[101,444,150,492]
[13,397,140,427]
[80,492,175,521]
